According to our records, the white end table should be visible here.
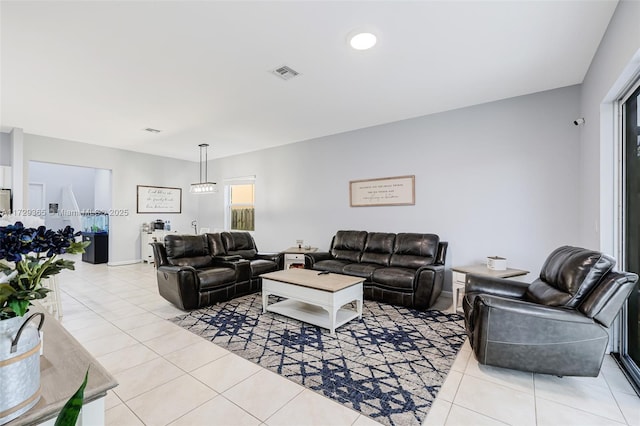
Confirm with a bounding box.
[282,246,317,269]
[451,264,529,313]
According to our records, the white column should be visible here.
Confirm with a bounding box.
[10,127,24,210]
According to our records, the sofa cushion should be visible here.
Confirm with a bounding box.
[197,267,237,290]
[372,267,415,291]
[313,259,351,274]
[526,246,615,308]
[222,232,258,259]
[389,233,439,269]
[330,230,367,262]
[343,262,384,280]
[165,234,213,268]
[206,233,227,256]
[360,232,395,266]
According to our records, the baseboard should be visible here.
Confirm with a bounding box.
[107,259,143,266]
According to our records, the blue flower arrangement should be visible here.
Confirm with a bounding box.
[0,222,89,320]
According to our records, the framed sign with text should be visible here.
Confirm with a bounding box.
[136,185,182,214]
[349,175,415,207]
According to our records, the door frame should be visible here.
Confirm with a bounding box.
[28,181,46,218]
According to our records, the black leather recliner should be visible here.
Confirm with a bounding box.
[305,230,447,309]
[463,246,638,376]
[151,234,253,310]
[220,231,282,284]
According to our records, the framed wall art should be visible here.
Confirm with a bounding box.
[136,185,182,214]
[349,175,415,207]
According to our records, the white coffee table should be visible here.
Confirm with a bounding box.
[260,269,364,335]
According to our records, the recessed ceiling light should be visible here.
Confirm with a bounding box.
[350,32,377,50]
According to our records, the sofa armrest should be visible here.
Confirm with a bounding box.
[413,264,445,309]
[305,252,332,269]
[156,265,199,310]
[150,242,169,267]
[465,274,529,299]
[256,251,283,264]
[213,255,243,262]
[435,242,448,265]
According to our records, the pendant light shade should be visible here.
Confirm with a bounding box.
[190,143,217,194]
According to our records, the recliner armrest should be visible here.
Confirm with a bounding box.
[305,252,332,268]
[465,274,529,299]
[256,252,281,262]
[157,264,197,275]
[474,294,594,324]
[413,264,445,309]
[255,252,283,270]
[213,255,243,262]
[150,242,169,267]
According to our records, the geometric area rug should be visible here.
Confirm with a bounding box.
[171,293,466,426]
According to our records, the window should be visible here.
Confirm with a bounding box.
[225,178,255,231]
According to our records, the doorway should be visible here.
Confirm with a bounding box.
[27,182,46,221]
[620,81,640,389]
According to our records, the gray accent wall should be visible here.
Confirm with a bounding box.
[579,0,640,254]
[200,85,582,285]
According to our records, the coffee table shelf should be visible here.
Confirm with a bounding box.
[265,299,360,332]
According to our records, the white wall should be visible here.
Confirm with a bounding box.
[94,169,111,211]
[579,0,640,257]
[22,134,199,264]
[29,161,96,230]
[200,86,582,288]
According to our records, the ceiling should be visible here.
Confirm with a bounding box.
[0,0,618,162]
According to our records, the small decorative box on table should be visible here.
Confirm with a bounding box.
[450,264,529,313]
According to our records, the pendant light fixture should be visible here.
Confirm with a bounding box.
[190,143,217,194]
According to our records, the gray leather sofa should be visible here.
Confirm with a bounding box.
[463,245,638,376]
[304,230,447,309]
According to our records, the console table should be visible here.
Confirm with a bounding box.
[451,264,529,313]
[6,304,117,426]
[282,246,317,269]
[141,230,176,263]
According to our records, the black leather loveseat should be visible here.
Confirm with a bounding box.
[305,230,447,309]
[151,232,281,310]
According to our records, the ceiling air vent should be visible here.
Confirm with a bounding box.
[272,65,300,81]
[143,128,161,133]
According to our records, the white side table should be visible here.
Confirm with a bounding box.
[282,247,317,269]
[451,264,529,313]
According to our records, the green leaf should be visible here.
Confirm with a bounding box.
[66,240,91,255]
[0,284,16,305]
[8,299,29,317]
[54,368,89,426]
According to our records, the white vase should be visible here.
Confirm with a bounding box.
[0,313,44,425]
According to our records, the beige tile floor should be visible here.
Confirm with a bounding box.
[54,259,640,426]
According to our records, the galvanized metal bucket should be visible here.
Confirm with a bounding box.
[0,313,44,425]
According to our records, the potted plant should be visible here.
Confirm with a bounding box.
[0,222,88,318]
[0,221,89,425]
